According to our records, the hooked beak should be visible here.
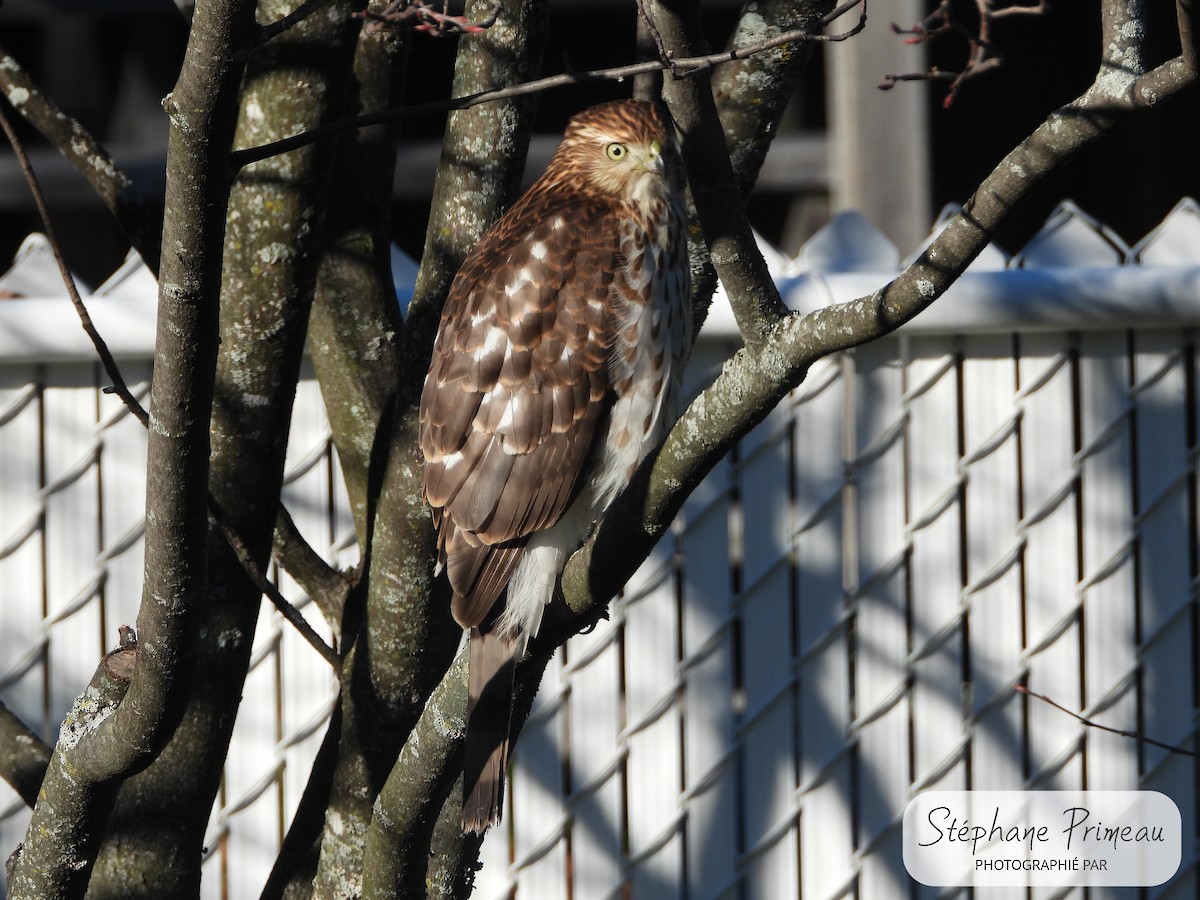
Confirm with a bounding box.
[643,139,664,175]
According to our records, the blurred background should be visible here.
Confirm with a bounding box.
[2,0,1197,286]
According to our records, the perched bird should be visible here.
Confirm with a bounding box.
[419,98,691,833]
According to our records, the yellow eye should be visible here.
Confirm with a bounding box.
[605,143,627,161]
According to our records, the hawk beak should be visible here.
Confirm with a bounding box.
[645,140,664,175]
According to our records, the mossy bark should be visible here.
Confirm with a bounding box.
[85,3,362,896]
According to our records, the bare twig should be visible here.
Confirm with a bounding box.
[0,700,51,807]
[879,67,958,87]
[362,0,501,35]
[0,44,162,273]
[0,100,150,428]
[1177,0,1198,72]
[230,0,866,170]
[210,499,342,671]
[1016,685,1199,758]
[989,0,1050,20]
[273,505,354,632]
[256,0,336,46]
[883,0,1049,107]
[634,0,674,76]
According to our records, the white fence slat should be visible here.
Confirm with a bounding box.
[511,654,569,900]
[739,401,791,588]
[852,340,907,716]
[219,605,285,897]
[861,827,912,900]
[859,702,910,889]
[623,546,683,900]
[42,364,104,720]
[740,566,797,899]
[744,832,796,900]
[960,336,1023,790]
[564,618,622,900]
[472,808,511,900]
[0,367,45,731]
[794,357,846,655]
[97,364,150,642]
[327,442,360,572]
[0,369,61,892]
[904,337,966,792]
[1018,334,1084,786]
[851,337,910,886]
[1077,332,1140,790]
[681,652,735,900]
[1132,329,1191,632]
[1014,201,1127,269]
[1132,330,1194,771]
[799,754,855,900]
[278,374,339,819]
[904,337,961,634]
[1130,197,1200,264]
[680,478,736,900]
[627,719,684,900]
[199,836,223,900]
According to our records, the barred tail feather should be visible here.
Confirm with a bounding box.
[463,625,516,833]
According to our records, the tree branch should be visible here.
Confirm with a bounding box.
[359,649,552,899]
[228,0,866,170]
[209,500,342,671]
[358,650,470,900]
[6,2,258,895]
[1015,686,1200,758]
[0,44,162,273]
[404,0,552,328]
[87,4,372,894]
[255,0,337,46]
[0,700,51,807]
[0,102,149,428]
[711,0,836,199]
[273,504,355,634]
[654,0,790,345]
[1181,0,1198,72]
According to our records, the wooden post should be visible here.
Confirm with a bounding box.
[826,7,931,256]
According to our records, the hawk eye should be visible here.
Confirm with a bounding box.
[605,142,627,161]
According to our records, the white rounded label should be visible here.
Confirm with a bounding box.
[903,791,1181,887]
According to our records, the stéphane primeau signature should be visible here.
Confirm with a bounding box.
[903,790,1181,887]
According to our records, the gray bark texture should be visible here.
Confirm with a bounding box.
[0,0,1195,898]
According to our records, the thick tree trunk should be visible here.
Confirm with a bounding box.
[86,3,362,896]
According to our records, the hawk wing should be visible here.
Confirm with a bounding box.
[419,191,619,627]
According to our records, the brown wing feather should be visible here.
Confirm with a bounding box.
[443,528,526,628]
[419,189,620,625]
[463,625,516,833]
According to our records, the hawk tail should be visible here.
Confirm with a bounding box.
[463,624,516,834]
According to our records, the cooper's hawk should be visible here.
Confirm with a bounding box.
[419,99,691,833]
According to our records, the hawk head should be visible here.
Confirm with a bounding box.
[548,100,682,207]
